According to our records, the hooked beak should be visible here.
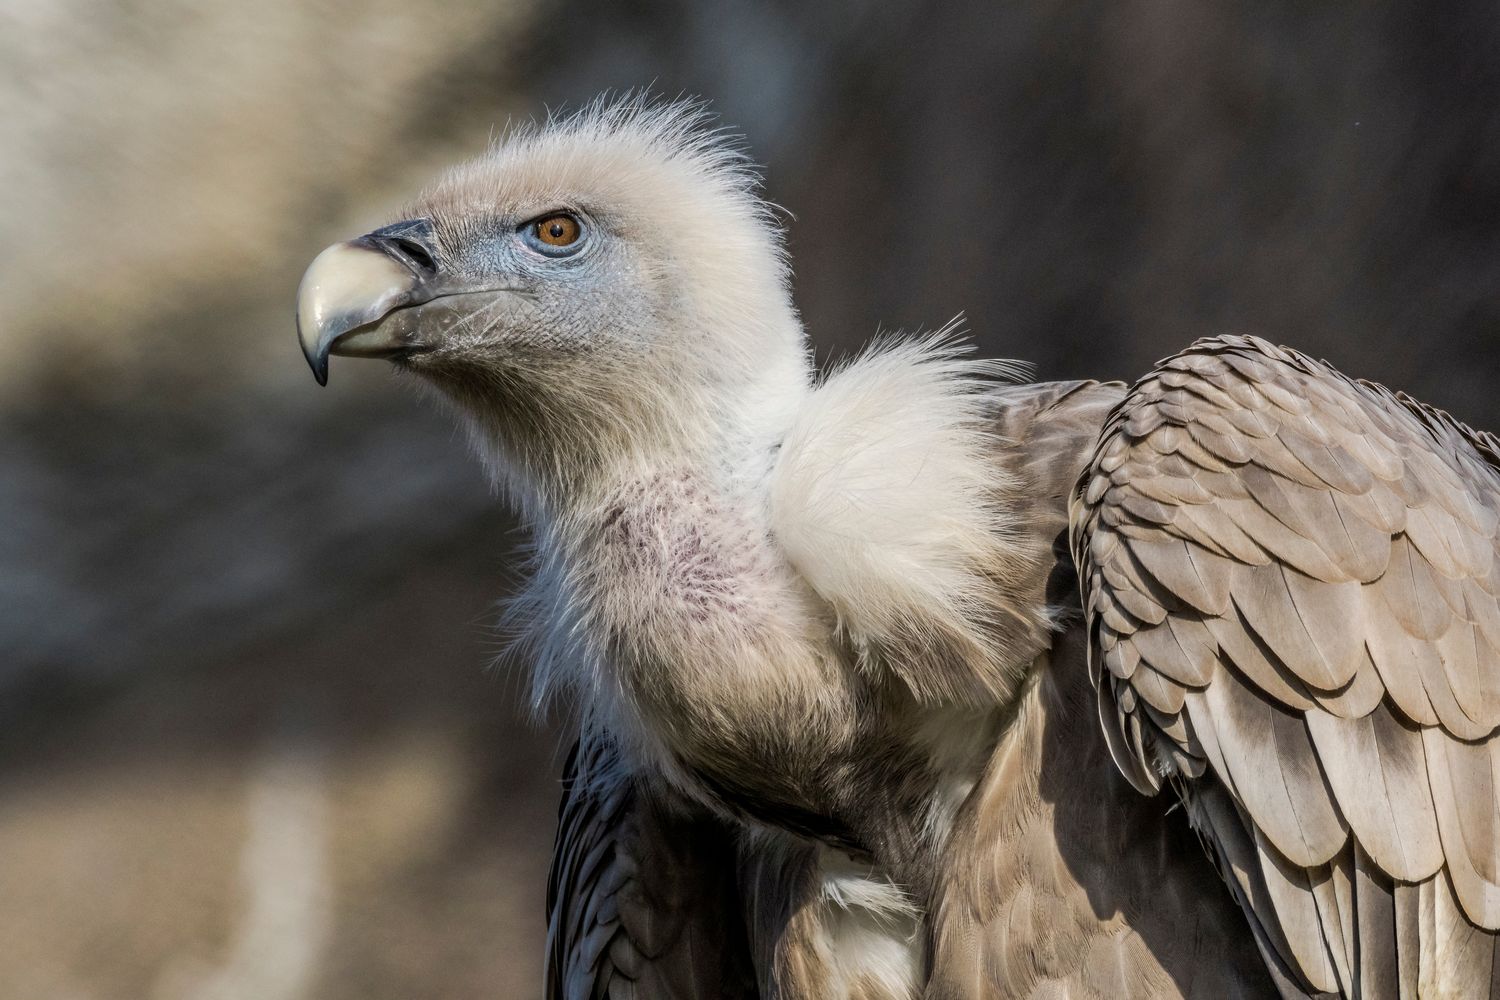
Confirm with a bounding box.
[296,235,434,386]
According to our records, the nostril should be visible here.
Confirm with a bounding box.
[391,237,436,273]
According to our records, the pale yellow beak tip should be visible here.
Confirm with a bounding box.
[296,241,417,385]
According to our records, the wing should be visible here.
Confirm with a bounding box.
[546,734,760,999]
[1071,335,1500,997]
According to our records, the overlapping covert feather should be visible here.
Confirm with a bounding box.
[1073,334,1500,997]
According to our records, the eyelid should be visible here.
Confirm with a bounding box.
[517,208,582,231]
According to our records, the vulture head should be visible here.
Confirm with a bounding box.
[298,101,810,504]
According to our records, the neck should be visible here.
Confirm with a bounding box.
[477,336,1058,881]
[482,344,848,769]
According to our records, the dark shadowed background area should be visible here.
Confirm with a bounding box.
[3,2,1497,996]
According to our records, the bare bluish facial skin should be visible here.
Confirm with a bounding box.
[404,204,667,373]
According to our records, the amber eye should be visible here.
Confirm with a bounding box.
[534,214,581,247]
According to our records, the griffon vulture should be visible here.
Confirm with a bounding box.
[296,99,1500,998]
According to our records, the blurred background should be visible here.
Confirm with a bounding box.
[2,1,1497,996]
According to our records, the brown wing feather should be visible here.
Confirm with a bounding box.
[546,735,760,1000]
[928,379,1283,999]
[1071,334,1500,996]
